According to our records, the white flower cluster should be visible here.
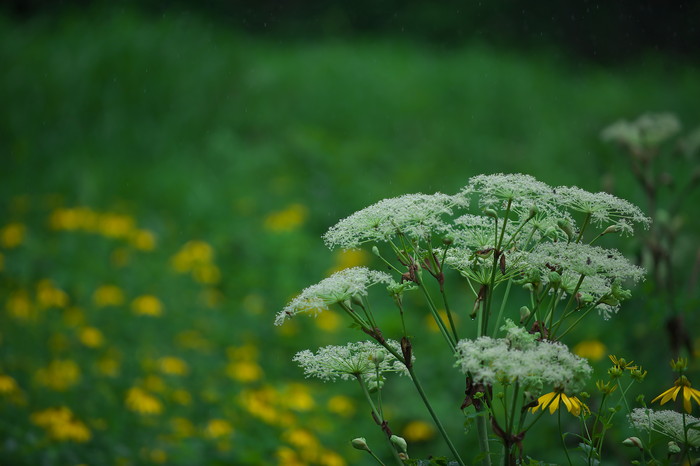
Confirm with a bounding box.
[458,173,553,211]
[629,408,700,448]
[323,193,457,249]
[293,340,409,382]
[553,186,651,231]
[601,113,681,150]
[527,242,644,282]
[454,321,591,393]
[275,267,394,326]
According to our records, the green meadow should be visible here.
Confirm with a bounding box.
[1,7,699,465]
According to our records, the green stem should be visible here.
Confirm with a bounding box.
[575,212,592,243]
[417,280,456,352]
[491,279,512,338]
[407,367,466,466]
[558,406,573,466]
[357,376,404,466]
[475,411,492,466]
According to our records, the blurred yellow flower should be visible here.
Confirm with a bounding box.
[125,387,163,415]
[79,326,104,348]
[426,310,458,334]
[131,295,163,316]
[226,361,263,383]
[328,249,370,273]
[192,264,221,284]
[315,310,341,332]
[130,229,156,251]
[0,251,4,271]
[171,389,192,406]
[36,359,81,391]
[97,354,121,377]
[573,340,607,361]
[31,407,91,443]
[205,419,233,439]
[62,306,85,327]
[276,446,304,466]
[159,357,189,376]
[0,222,26,248]
[264,204,308,232]
[283,384,315,412]
[327,395,355,418]
[227,343,259,361]
[6,290,34,320]
[318,451,347,466]
[93,285,125,307]
[175,330,211,352]
[147,449,168,464]
[144,375,167,393]
[171,240,214,272]
[49,207,98,231]
[242,294,265,314]
[98,213,135,239]
[402,420,436,442]
[284,428,319,450]
[0,374,19,395]
[36,279,69,309]
[171,417,195,438]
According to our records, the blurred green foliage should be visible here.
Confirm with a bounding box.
[1,6,699,465]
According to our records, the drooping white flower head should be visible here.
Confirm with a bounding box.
[323,193,457,250]
[275,267,394,326]
[629,408,700,448]
[454,320,592,394]
[293,340,409,382]
[551,186,651,231]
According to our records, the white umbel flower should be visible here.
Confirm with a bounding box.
[323,193,457,250]
[552,186,651,231]
[275,267,393,326]
[454,320,591,394]
[293,340,409,382]
[629,408,700,448]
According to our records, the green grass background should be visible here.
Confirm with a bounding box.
[1,7,699,465]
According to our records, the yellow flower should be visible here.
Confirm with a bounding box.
[148,449,167,464]
[31,407,91,443]
[36,279,69,309]
[158,357,189,376]
[426,310,458,334]
[315,310,341,332]
[530,390,590,417]
[226,361,263,383]
[0,222,26,248]
[97,213,135,239]
[652,375,700,413]
[131,295,163,316]
[79,326,104,348]
[93,285,125,307]
[226,343,259,361]
[327,395,355,418]
[171,240,214,272]
[283,384,315,412]
[97,353,121,377]
[171,417,195,438]
[125,387,163,415]
[263,204,308,232]
[402,420,435,442]
[573,340,607,361]
[0,374,19,394]
[35,359,81,391]
[318,450,347,466]
[6,290,34,320]
[192,263,221,284]
[205,419,233,439]
[609,355,638,371]
[328,249,370,273]
[130,229,156,251]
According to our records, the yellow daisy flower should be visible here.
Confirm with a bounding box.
[530,390,589,417]
[652,375,700,413]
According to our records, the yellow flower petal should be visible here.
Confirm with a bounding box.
[549,394,561,414]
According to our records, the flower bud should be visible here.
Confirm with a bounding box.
[668,441,681,454]
[390,435,408,454]
[371,246,380,257]
[548,271,562,287]
[519,306,531,323]
[602,225,621,236]
[351,437,370,451]
[442,235,454,246]
[557,219,574,241]
[622,437,643,450]
[528,205,539,219]
[483,208,498,219]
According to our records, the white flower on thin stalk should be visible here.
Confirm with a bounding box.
[454,320,592,394]
[551,186,651,231]
[527,242,645,284]
[294,340,410,382]
[629,408,700,448]
[275,267,394,326]
[323,193,457,250]
[457,173,554,211]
